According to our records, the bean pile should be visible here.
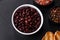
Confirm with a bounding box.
[13,7,41,33]
[50,7,60,23]
[35,0,52,6]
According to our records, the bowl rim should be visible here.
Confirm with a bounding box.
[11,4,43,35]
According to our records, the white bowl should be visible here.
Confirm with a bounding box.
[11,4,43,35]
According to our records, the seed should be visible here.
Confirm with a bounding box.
[50,7,60,23]
[13,7,41,33]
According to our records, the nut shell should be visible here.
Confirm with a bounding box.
[55,31,60,40]
[42,31,55,40]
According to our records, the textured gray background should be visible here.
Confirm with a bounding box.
[0,0,60,40]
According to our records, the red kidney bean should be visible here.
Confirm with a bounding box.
[13,7,41,33]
